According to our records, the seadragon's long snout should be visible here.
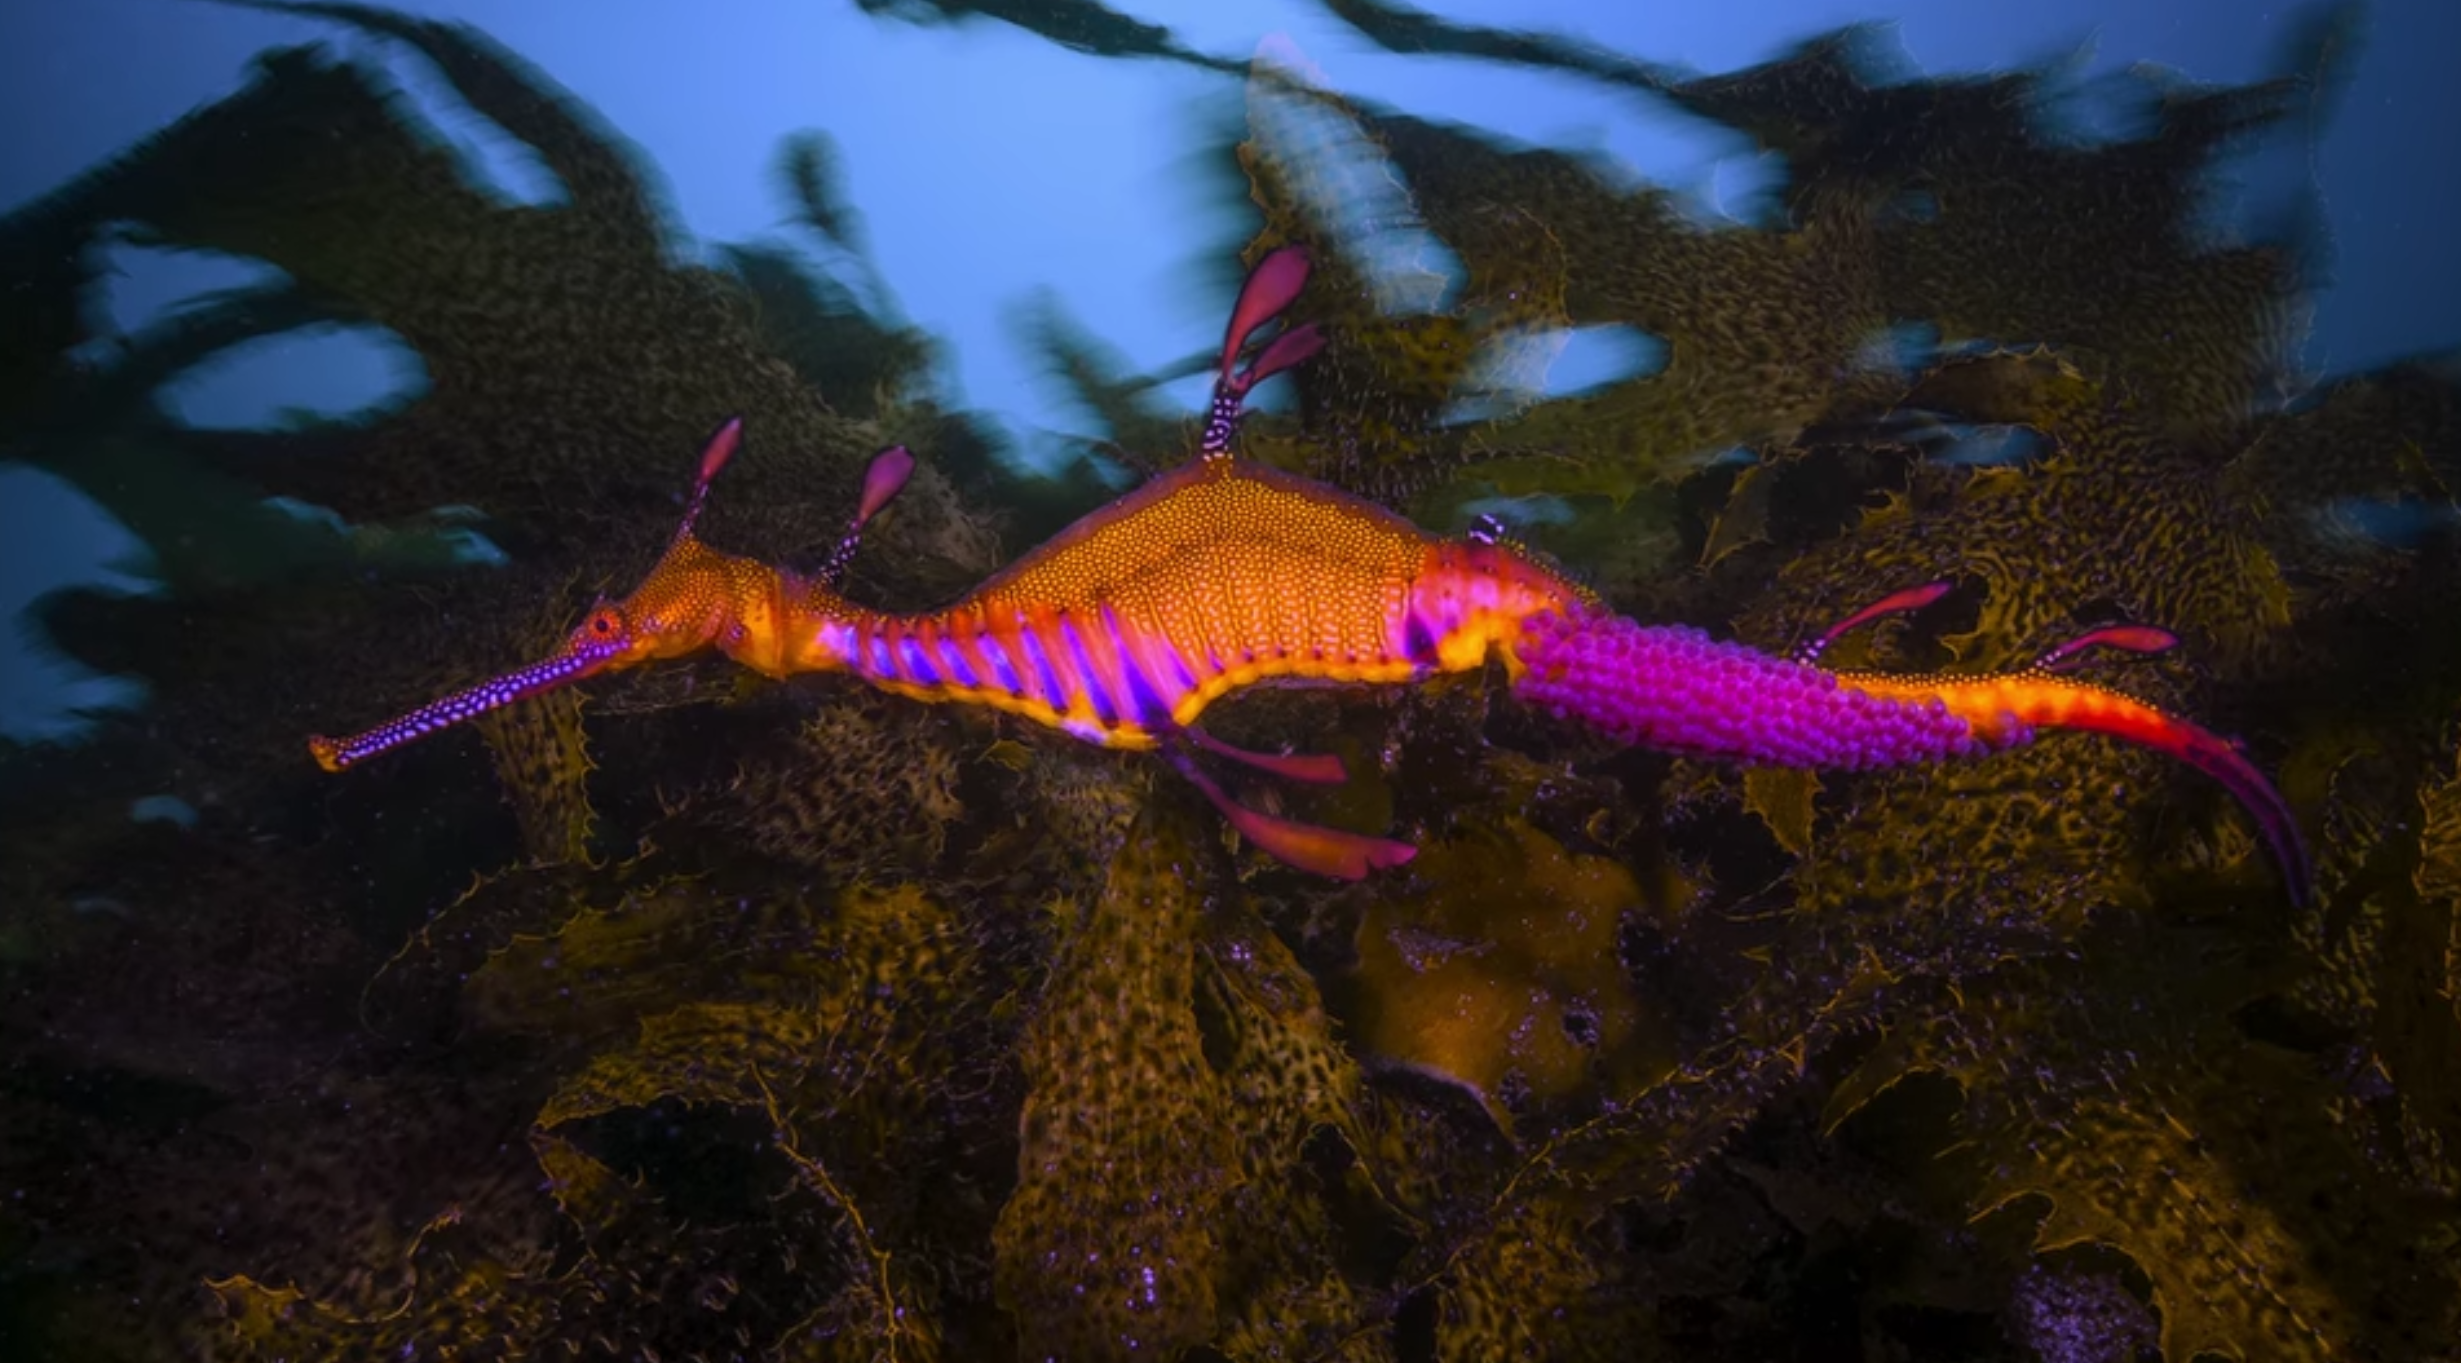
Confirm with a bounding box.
[307,640,626,772]
[1509,609,2311,903]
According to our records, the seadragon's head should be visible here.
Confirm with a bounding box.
[308,420,906,773]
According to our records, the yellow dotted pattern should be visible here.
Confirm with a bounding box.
[970,460,1424,647]
[940,460,1435,739]
[608,537,784,670]
[1833,669,2174,750]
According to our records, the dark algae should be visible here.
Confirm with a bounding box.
[3,1,2457,1359]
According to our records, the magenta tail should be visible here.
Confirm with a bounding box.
[1514,610,2313,904]
[1513,611,1985,769]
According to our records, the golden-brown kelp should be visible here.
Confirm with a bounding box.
[7,1,2461,1358]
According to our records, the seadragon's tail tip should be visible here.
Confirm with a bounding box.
[2173,726,2315,906]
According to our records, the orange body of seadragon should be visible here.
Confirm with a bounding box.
[310,247,2310,900]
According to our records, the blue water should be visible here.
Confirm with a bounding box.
[3,0,2455,739]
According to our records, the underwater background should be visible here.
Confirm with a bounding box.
[3,0,2460,1358]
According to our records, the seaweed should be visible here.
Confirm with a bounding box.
[6,1,2461,1359]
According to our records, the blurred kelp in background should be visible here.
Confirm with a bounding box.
[3,0,2458,1358]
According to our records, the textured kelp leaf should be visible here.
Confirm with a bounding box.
[1197,904,1370,1175]
[471,604,599,866]
[1291,0,2332,516]
[1555,927,1908,1204]
[1212,1256,1395,1363]
[1367,123,1888,508]
[203,1123,824,1360]
[1759,351,2294,675]
[1740,766,1818,857]
[3,290,480,598]
[203,1199,571,1359]
[202,1208,546,1361]
[510,884,979,1359]
[461,878,787,1043]
[1432,1190,1651,1363]
[2235,362,2461,608]
[538,1001,839,1130]
[777,129,862,250]
[1699,461,1777,570]
[720,240,933,421]
[994,809,1236,1361]
[1349,818,1648,1128]
[1971,1079,2355,1362]
[712,693,968,877]
[1827,929,2461,1361]
[487,883,977,1110]
[1011,739,1157,876]
[2378,721,2461,1187]
[530,1128,641,1236]
[1233,66,1585,501]
[1321,0,1678,93]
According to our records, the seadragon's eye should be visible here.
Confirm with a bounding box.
[584,605,626,640]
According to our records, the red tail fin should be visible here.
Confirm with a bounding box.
[1903,673,2313,904]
